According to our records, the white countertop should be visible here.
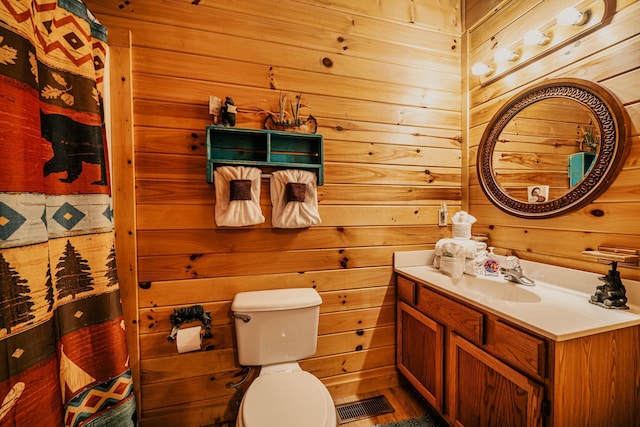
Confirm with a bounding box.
[394,250,640,341]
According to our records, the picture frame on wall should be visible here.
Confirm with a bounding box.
[528,185,549,203]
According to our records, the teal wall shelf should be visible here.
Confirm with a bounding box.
[206,126,324,185]
[568,152,596,187]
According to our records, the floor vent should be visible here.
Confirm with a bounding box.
[335,395,395,424]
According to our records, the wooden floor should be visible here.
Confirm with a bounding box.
[218,383,448,427]
[335,383,448,427]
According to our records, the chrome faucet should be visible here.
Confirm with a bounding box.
[500,256,535,286]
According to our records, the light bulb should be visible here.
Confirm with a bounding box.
[523,29,551,46]
[494,48,519,62]
[557,7,587,26]
[471,63,494,77]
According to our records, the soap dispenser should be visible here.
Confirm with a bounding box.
[484,247,500,277]
[581,247,637,310]
[589,261,629,310]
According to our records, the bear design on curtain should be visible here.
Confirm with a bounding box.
[0,1,136,426]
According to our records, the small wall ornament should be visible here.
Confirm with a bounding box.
[221,96,237,127]
[261,92,317,133]
[209,95,222,125]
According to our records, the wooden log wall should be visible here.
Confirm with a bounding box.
[466,0,640,282]
[83,1,463,425]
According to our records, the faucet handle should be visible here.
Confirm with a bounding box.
[506,255,520,270]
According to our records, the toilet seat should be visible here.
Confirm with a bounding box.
[239,370,336,427]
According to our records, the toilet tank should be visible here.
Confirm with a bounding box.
[231,288,322,366]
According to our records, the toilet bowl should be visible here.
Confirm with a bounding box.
[236,364,336,427]
[231,289,337,427]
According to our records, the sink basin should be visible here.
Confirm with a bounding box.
[458,279,542,303]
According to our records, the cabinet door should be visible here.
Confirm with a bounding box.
[397,301,444,411]
[449,333,544,427]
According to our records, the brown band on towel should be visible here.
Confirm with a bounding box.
[285,182,307,202]
[229,179,252,200]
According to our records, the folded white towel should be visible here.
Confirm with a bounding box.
[452,211,477,225]
[465,258,486,276]
[214,166,265,227]
[452,211,477,239]
[433,253,487,276]
[270,170,321,228]
[435,238,487,259]
[433,237,487,276]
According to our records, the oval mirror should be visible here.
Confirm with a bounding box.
[477,78,627,218]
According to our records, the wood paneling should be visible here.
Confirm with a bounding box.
[550,326,640,425]
[137,228,441,256]
[465,0,511,30]
[107,28,142,408]
[466,0,640,283]
[86,1,640,425]
[87,0,462,425]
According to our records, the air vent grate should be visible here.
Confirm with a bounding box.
[335,395,395,424]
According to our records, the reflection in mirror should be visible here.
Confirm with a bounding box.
[477,78,627,219]
[492,98,601,203]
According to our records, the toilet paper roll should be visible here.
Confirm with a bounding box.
[176,326,202,353]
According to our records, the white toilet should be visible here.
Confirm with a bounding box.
[231,288,337,427]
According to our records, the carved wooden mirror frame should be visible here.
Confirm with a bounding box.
[477,78,628,219]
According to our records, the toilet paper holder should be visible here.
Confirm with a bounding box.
[167,305,213,342]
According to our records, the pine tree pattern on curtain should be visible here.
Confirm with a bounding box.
[0,1,135,426]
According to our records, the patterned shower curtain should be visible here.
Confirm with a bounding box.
[0,1,135,426]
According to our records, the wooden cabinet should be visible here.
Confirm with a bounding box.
[397,301,444,411]
[396,274,640,427]
[397,275,545,425]
[450,333,544,427]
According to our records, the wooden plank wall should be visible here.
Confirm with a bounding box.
[84,1,463,425]
[466,0,640,282]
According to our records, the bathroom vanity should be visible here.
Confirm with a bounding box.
[394,251,640,427]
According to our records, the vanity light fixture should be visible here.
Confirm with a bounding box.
[557,7,589,26]
[494,48,520,63]
[473,0,612,86]
[471,62,494,77]
[523,29,551,46]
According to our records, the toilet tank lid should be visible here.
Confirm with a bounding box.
[231,288,322,312]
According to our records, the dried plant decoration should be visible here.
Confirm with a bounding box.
[580,125,599,152]
[258,92,317,133]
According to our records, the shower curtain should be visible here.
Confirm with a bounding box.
[0,1,135,426]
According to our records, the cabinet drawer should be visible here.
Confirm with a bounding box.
[417,285,483,344]
[397,276,416,304]
[485,317,546,378]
